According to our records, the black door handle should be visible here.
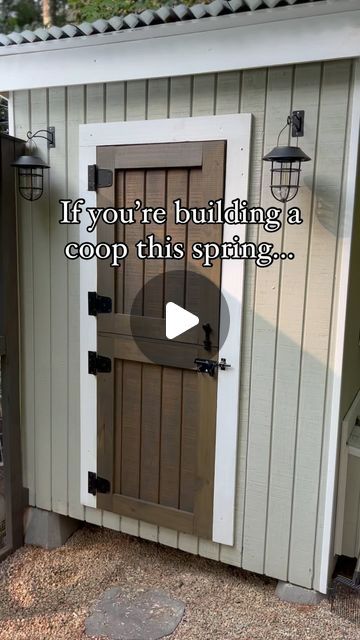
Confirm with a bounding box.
[202,323,212,352]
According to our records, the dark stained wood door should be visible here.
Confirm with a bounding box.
[96,141,226,539]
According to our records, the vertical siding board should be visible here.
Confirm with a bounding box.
[49,86,69,515]
[105,82,125,122]
[192,74,216,116]
[314,63,353,590]
[220,68,267,567]
[147,79,169,120]
[67,85,85,520]
[265,64,322,581]
[242,67,293,574]
[215,72,241,115]
[30,88,52,511]
[126,80,147,121]
[289,60,352,588]
[169,77,192,118]
[14,90,36,505]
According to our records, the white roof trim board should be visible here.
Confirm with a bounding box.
[0,0,325,47]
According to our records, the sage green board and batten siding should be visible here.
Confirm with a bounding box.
[13,61,353,592]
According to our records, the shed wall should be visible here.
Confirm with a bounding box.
[12,60,354,591]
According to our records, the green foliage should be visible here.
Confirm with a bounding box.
[0,0,205,34]
[0,0,41,33]
[68,0,201,23]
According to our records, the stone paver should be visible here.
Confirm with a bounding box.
[85,586,185,640]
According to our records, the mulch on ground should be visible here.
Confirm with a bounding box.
[0,525,358,640]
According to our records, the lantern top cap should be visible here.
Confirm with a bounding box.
[263,145,311,163]
[11,154,49,169]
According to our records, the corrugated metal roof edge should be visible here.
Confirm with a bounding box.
[0,0,325,47]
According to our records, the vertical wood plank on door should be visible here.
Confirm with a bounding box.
[143,170,166,317]
[140,365,161,502]
[168,74,198,555]
[164,169,187,308]
[67,85,85,521]
[242,67,293,575]
[146,79,170,545]
[119,80,147,538]
[14,90,35,505]
[159,368,182,508]
[121,362,142,497]
[49,86,69,515]
[85,83,105,527]
[220,68,266,566]
[139,89,168,541]
[123,171,145,314]
[265,63,321,581]
[30,88,52,511]
[289,60,352,589]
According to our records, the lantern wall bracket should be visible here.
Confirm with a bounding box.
[26,127,56,149]
[290,110,305,138]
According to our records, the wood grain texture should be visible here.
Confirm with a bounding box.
[96,142,223,538]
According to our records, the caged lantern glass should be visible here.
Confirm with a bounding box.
[263,113,311,203]
[12,128,54,202]
[11,154,49,201]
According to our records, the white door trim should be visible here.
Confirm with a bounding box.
[79,114,251,546]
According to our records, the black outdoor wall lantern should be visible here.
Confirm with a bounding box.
[12,127,55,202]
[263,111,311,203]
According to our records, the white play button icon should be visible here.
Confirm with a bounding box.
[165,302,199,340]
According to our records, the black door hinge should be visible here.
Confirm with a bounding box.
[88,291,112,316]
[88,351,112,375]
[88,471,110,496]
[88,164,113,191]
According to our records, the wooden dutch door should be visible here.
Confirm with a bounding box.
[93,141,226,539]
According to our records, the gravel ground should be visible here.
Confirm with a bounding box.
[0,525,358,640]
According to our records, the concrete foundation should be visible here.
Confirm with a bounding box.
[276,581,325,605]
[24,507,80,549]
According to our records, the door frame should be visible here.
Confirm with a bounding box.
[79,114,252,546]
